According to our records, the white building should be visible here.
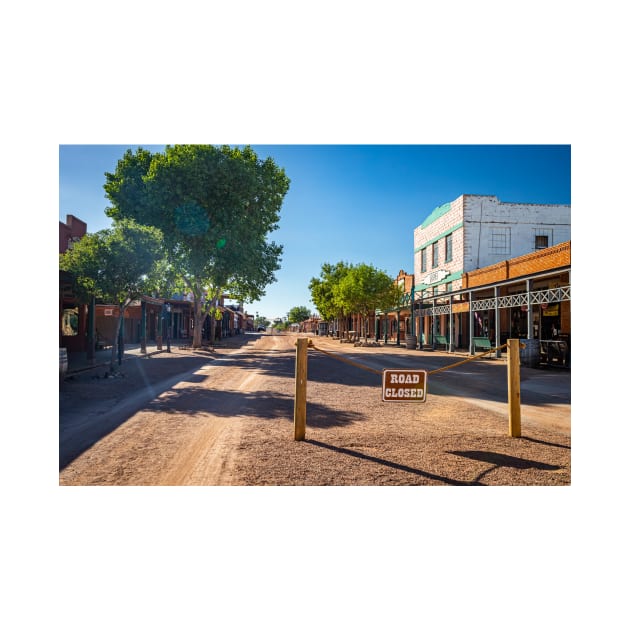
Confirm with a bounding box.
[413,194,571,297]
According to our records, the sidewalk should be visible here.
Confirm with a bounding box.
[66,333,261,375]
[308,333,506,361]
[66,342,165,375]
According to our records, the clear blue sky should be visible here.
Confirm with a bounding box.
[59,144,570,321]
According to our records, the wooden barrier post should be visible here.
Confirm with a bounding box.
[507,338,521,437]
[294,338,308,441]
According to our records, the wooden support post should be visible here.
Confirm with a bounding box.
[294,338,308,441]
[507,338,521,437]
[140,300,147,354]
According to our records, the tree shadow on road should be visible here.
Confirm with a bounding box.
[60,385,367,471]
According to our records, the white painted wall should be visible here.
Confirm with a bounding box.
[462,195,570,270]
[413,194,571,292]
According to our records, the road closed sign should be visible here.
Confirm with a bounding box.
[382,369,428,402]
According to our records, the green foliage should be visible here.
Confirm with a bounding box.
[308,261,352,321]
[104,144,290,346]
[59,219,164,370]
[272,317,288,330]
[287,305,312,324]
[336,263,400,317]
[104,144,289,304]
[59,219,164,306]
[309,261,399,322]
[254,315,271,328]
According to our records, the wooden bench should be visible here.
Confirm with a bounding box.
[472,337,493,355]
[434,334,449,350]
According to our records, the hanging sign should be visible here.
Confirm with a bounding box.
[382,369,428,402]
[542,304,559,316]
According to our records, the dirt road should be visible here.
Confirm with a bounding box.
[59,333,570,486]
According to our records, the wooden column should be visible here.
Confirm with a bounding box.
[294,338,308,441]
[507,338,521,437]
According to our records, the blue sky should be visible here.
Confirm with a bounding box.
[59,144,570,321]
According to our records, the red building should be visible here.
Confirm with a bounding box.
[59,215,89,353]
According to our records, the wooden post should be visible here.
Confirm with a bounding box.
[140,300,147,354]
[294,338,308,441]
[507,338,521,437]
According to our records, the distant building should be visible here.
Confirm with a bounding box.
[59,214,87,254]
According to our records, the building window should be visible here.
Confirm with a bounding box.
[490,227,511,255]
[445,233,453,262]
[534,229,552,250]
[432,241,439,268]
[535,234,549,250]
[421,248,427,273]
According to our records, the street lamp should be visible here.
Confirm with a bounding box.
[165,302,172,353]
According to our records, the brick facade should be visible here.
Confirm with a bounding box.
[463,241,571,289]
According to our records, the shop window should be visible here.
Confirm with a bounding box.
[62,308,79,336]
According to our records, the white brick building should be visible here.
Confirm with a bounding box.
[413,194,571,296]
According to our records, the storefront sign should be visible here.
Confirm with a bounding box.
[422,269,450,285]
[542,304,559,316]
[382,369,428,402]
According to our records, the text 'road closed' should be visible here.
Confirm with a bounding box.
[382,369,428,403]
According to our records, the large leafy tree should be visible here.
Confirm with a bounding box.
[59,219,164,371]
[287,306,312,324]
[335,263,401,338]
[308,261,353,330]
[309,261,401,338]
[104,145,290,348]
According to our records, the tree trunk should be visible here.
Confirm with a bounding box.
[110,306,126,372]
[192,297,204,348]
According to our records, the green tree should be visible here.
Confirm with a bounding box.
[308,261,352,331]
[287,305,312,324]
[104,145,290,348]
[272,317,288,331]
[254,315,270,329]
[59,219,164,372]
[335,263,401,339]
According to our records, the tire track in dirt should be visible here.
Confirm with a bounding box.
[158,335,293,485]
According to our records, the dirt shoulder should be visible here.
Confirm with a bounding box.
[59,333,570,486]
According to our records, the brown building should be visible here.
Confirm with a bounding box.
[414,240,571,360]
[340,242,570,364]
[59,215,89,353]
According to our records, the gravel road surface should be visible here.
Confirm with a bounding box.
[59,332,570,485]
